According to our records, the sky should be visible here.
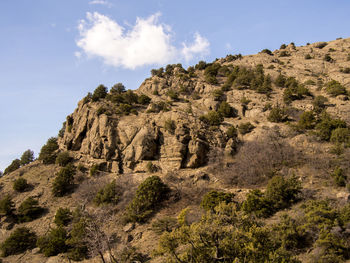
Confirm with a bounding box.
[1,0,350,171]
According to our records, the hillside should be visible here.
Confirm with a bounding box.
[1,37,350,263]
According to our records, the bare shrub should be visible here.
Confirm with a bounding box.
[216,131,301,187]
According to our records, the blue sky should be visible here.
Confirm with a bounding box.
[1,0,350,171]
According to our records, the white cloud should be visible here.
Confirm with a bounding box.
[89,0,112,7]
[76,12,210,69]
[74,51,82,58]
[181,32,210,61]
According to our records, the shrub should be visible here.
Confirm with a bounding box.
[238,122,255,135]
[275,74,286,87]
[304,54,312,59]
[52,164,75,197]
[146,162,158,173]
[204,63,221,84]
[261,49,273,55]
[242,189,272,218]
[151,67,164,77]
[226,125,238,139]
[90,164,100,176]
[91,84,108,101]
[217,101,236,117]
[330,128,350,146]
[110,83,126,94]
[313,95,328,113]
[324,53,333,62]
[126,176,170,223]
[325,80,347,96]
[315,112,347,141]
[279,51,290,57]
[200,190,235,211]
[20,149,34,166]
[93,180,120,206]
[55,151,72,167]
[54,208,72,226]
[315,42,328,49]
[341,67,350,74]
[13,177,28,192]
[0,195,14,216]
[195,60,207,70]
[4,159,21,175]
[39,137,59,164]
[280,44,287,49]
[137,94,151,105]
[268,106,288,123]
[17,197,44,222]
[331,167,347,187]
[152,217,177,234]
[164,119,176,134]
[212,89,224,101]
[37,227,68,257]
[200,111,224,126]
[0,227,37,257]
[166,89,179,101]
[265,175,301,211]
[297,111,316,130]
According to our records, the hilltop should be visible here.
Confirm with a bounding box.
[1,37,350,263]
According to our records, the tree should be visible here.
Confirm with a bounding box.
[52,164,75,197]
[0,195,14,216]
[92,84,108,101]
[39,137,59,164]
[4,159,21,175]
[13,177,29,192]
[110,83,125,94]
[0,227,37,257]
[17,197,44,222]
[37,227,68,257]
[20,149,34,166]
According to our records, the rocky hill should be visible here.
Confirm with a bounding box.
[1,37,350,263]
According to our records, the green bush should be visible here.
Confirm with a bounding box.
[89,164,100,176]
[325,80,347,96]
[200,111,224,126]
[331,167,347,187]
[39,137,59,164]
[217,101,236,117]
[204,63,221,85]
[265,175,301,211]
[297,111,316,130]
[238,122,255,135]
[200,190,235,211]
[110,83,126,94]
[275,74,286,87]
[152,217,177,234]
[315,112,346,141]
[226,125,238,139]
[17,197,44,222]
[324,54,333,62]
[91,84,108,101]
[52,164,75,197]
[268,106,288,122]
[261,49,273,55]
[146,162,158,173]
[126,176,170,223]
[0,195,14,216]
[313,95,328,113]
[0,227,37,257]
[195,60,207,70]
[93,180,120,206]
[330,128,350,146]
[54,208,72,226]
[37,227,68,257]
[212,89,224,101]
[4,159,21,175]
[316,42,328,49]
[20,149,34,166]
[55,151,72,167]
[151,67,164,77]
[242,189,273,218]
[166,89,179,101]
[13,177,29,192]
[137,94,151,105]
[280,44,287,49]
[164,119,176,134]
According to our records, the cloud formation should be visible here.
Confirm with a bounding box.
[89,0,112,7]
[76,12,210,69]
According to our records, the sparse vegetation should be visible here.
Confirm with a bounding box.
[0,227,37,257]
